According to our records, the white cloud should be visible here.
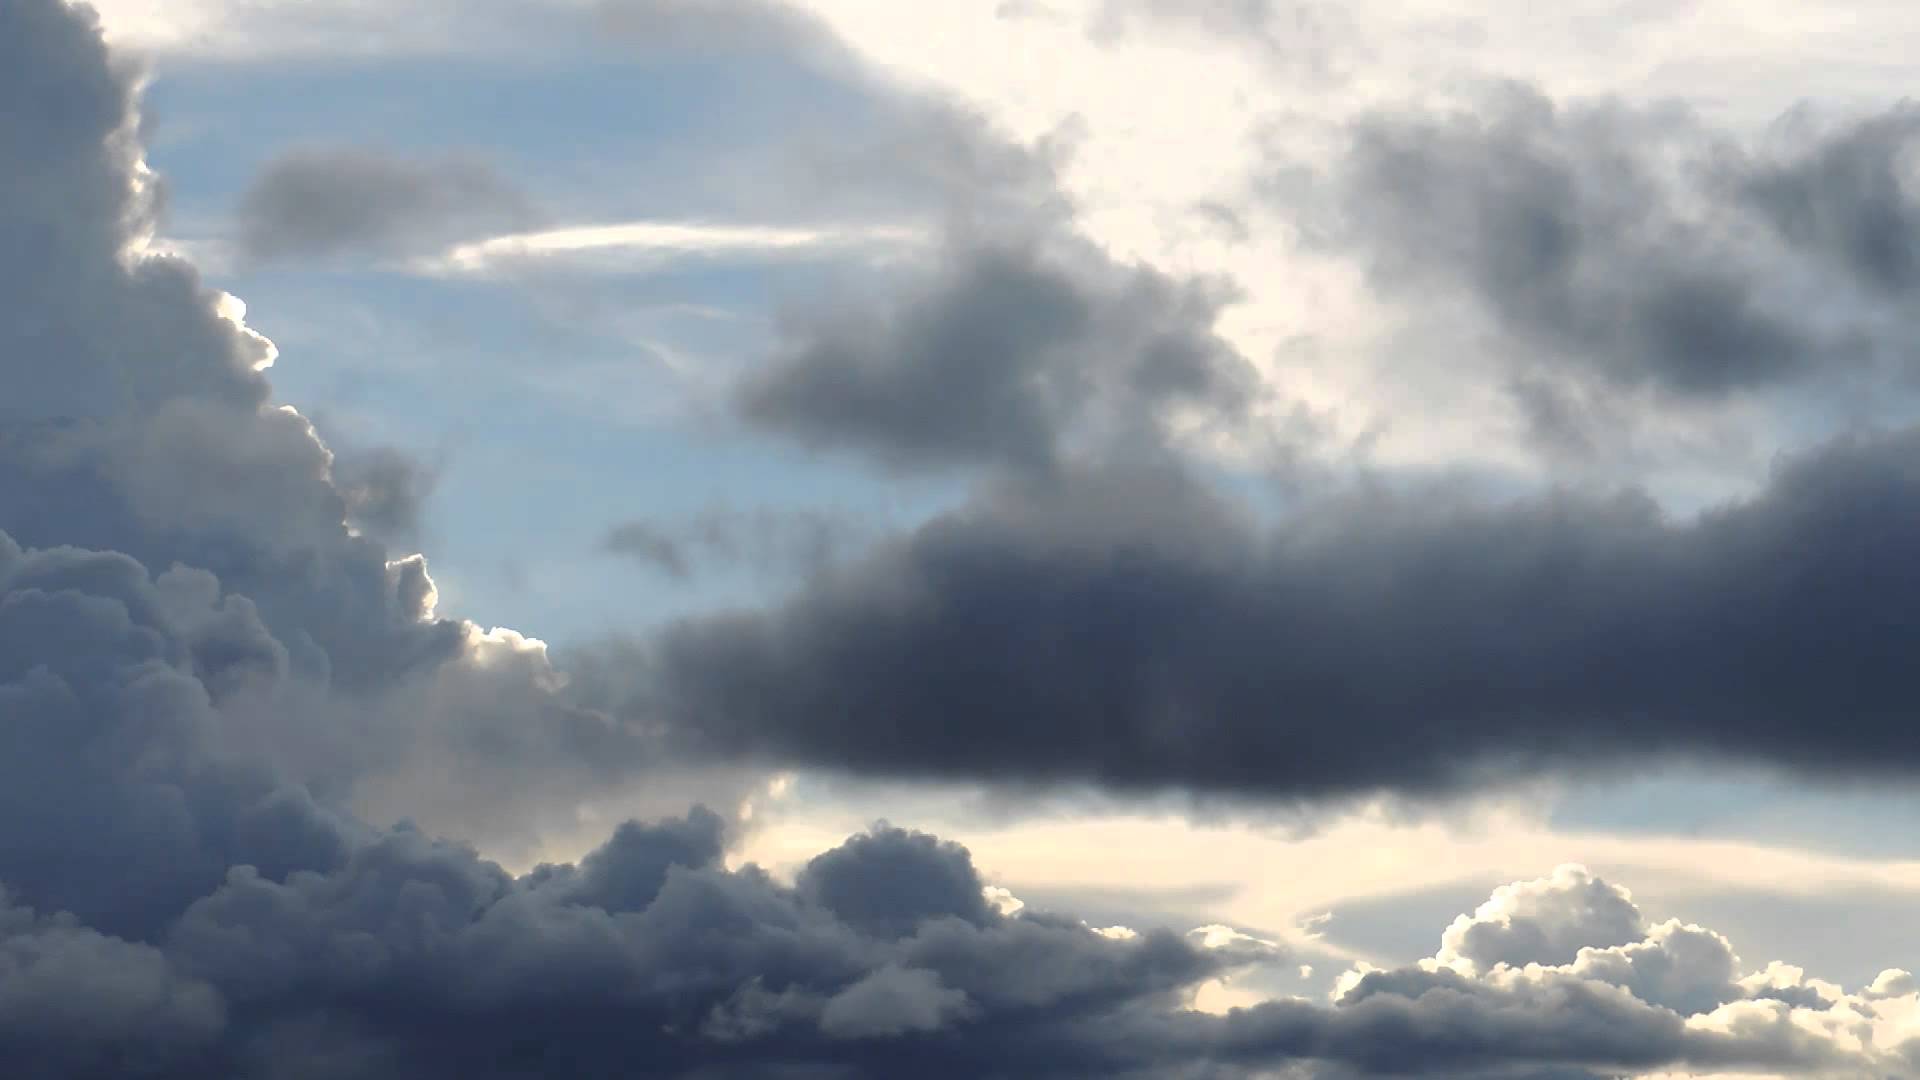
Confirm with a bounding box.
[413,220,922,276]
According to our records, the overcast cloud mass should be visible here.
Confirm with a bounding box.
[15,0,1920,1075]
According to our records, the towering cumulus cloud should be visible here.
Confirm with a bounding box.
[0,0,722,857]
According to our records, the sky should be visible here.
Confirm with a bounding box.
[13,0,1920,1076]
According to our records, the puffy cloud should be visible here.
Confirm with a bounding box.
[817,965,973,1038]
[1,498,1912,1079]
[0,0,714,856]
[150,816,1251,1078]
[736,234,1261,473]
[796,825,997,939]
[0,887,226,1080]
[1435,865,1645,974]
[0,534,354,939]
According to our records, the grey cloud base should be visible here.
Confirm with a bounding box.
[643,426,1920,797]
[1,537,1904,1079]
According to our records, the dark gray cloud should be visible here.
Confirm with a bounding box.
[1336,85,1816,400]
[0,534,355,940]
[235,146,538,262]
[796,826,996,939]
[15,2,1920,1075]
[602,506,869,581]
[1325,85,1920,456]
[1738,104,1920,297]
[738,236,1260,473]
[0,887,227,1080]
[639,423,1920,798]
[1,553,1888,1080]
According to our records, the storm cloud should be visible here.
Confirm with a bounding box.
[738,235,1261,473]
[641,423,1920,797]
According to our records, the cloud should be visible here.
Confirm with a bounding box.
[0,0,760,864]
[592,0,851,65]
[18,1,1920,1073]
[236,146,540,262]
[636,422,1920,799]
[1333,85,1816,400]
[796,825,997,939]
[420,220,919,276]
[1738,103,1920,297]
[1435,865,1646,975]
[737,233,1262,473]
[0,887,226,1080]
[602,505,872,581]
[331,444,440,542]
[817,964,973,1039]
[1089,0,1351,75]
[1317,84,1920,462]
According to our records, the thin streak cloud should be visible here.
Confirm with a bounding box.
[418,219,924,275]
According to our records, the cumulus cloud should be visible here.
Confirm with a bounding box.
[0,0,750,862]
[330,444,440,542]
[738,234,1261,473]
[0,887,226,1080]
[1434,865,1646,974]
[24,734,1917,1080]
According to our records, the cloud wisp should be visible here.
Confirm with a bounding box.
[417,219,923,276]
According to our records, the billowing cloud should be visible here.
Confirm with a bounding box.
[22,0,1920,1074]
[0,0,749,861]
[738,235,1262,473]
[638,423,1920,798]
[1435,865,1646,975]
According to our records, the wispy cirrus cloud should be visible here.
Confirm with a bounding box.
[417,218,923,276]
